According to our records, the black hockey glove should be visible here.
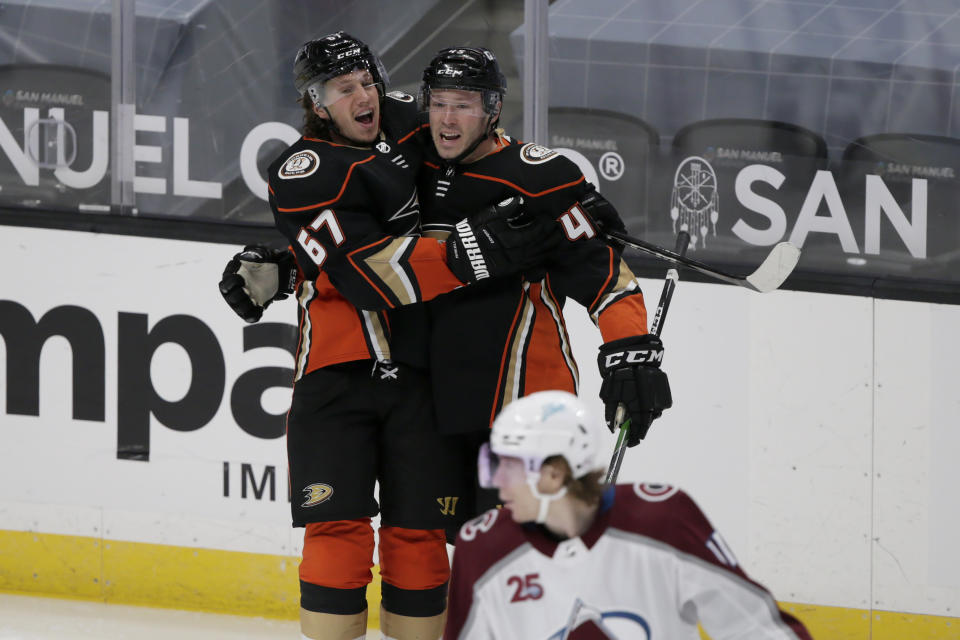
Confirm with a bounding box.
[445,196,559,285]
[597,334,672,446]
[219,245,298,323]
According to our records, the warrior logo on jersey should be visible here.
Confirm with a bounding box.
[301,483,334,507]
[520,142,559,165]
[279,149,320,180]
[376,141,391,154]
[387,90,415,103]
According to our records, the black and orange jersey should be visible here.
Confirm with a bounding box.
[418,133,649,432]
[267,94,462,377]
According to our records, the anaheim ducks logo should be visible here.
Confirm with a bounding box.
[520,142,558,165]
[301,483,334,507]
[279,149,320,180]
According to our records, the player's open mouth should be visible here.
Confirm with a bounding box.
[355,110,374,125]
[440,132,460,141]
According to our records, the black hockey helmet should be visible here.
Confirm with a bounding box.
[419,46,506,118]
[293,31,388,106]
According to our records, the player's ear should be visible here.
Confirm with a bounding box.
[538,461,567,493]
[313,103,329,120]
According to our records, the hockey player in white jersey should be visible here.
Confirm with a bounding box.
[444,390,813,640]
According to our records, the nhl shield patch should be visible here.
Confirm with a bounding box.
[279,149,320,179]
[520,142,558,164]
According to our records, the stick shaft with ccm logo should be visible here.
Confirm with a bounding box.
[604,231,690,485]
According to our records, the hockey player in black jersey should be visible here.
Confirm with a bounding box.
[415,47,672,525]
[219,33,557,640]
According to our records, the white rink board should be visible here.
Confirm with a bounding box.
[0,226,299,557]
[873,299,960,615]
[1,226,959,618]
[566,280,874,611]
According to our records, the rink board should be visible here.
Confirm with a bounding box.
[1,226,959,636]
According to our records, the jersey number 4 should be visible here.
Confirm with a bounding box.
[559,204,597,241]
[297,209,345,267]
[507,573,543,602]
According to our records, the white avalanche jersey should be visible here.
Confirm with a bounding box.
[444,483,812,640]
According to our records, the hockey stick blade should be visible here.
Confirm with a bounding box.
[744,241,801,293]
[606,229,801,293]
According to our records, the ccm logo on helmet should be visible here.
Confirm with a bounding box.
[335,47,361,59]
[454,219,490,280]
[603,348,663,368]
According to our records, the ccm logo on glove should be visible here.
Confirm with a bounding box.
[602,346,664,369]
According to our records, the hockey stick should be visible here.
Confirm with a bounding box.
[604,230,690,486]
[605,228,800,293]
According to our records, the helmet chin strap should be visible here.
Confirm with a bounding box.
[319,91,384,148]
[526,476,568,524]
[445,116,490,165]
[446,112,502,165]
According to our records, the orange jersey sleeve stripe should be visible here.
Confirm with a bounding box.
[404,240,466,298]
[275,155,376,212]
[461,172,585,198]
[597,294,649,341]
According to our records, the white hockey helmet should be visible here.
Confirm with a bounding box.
[478,390,602,489]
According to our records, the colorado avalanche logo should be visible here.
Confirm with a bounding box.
[633,482,679,502]
[548,599,651,640]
